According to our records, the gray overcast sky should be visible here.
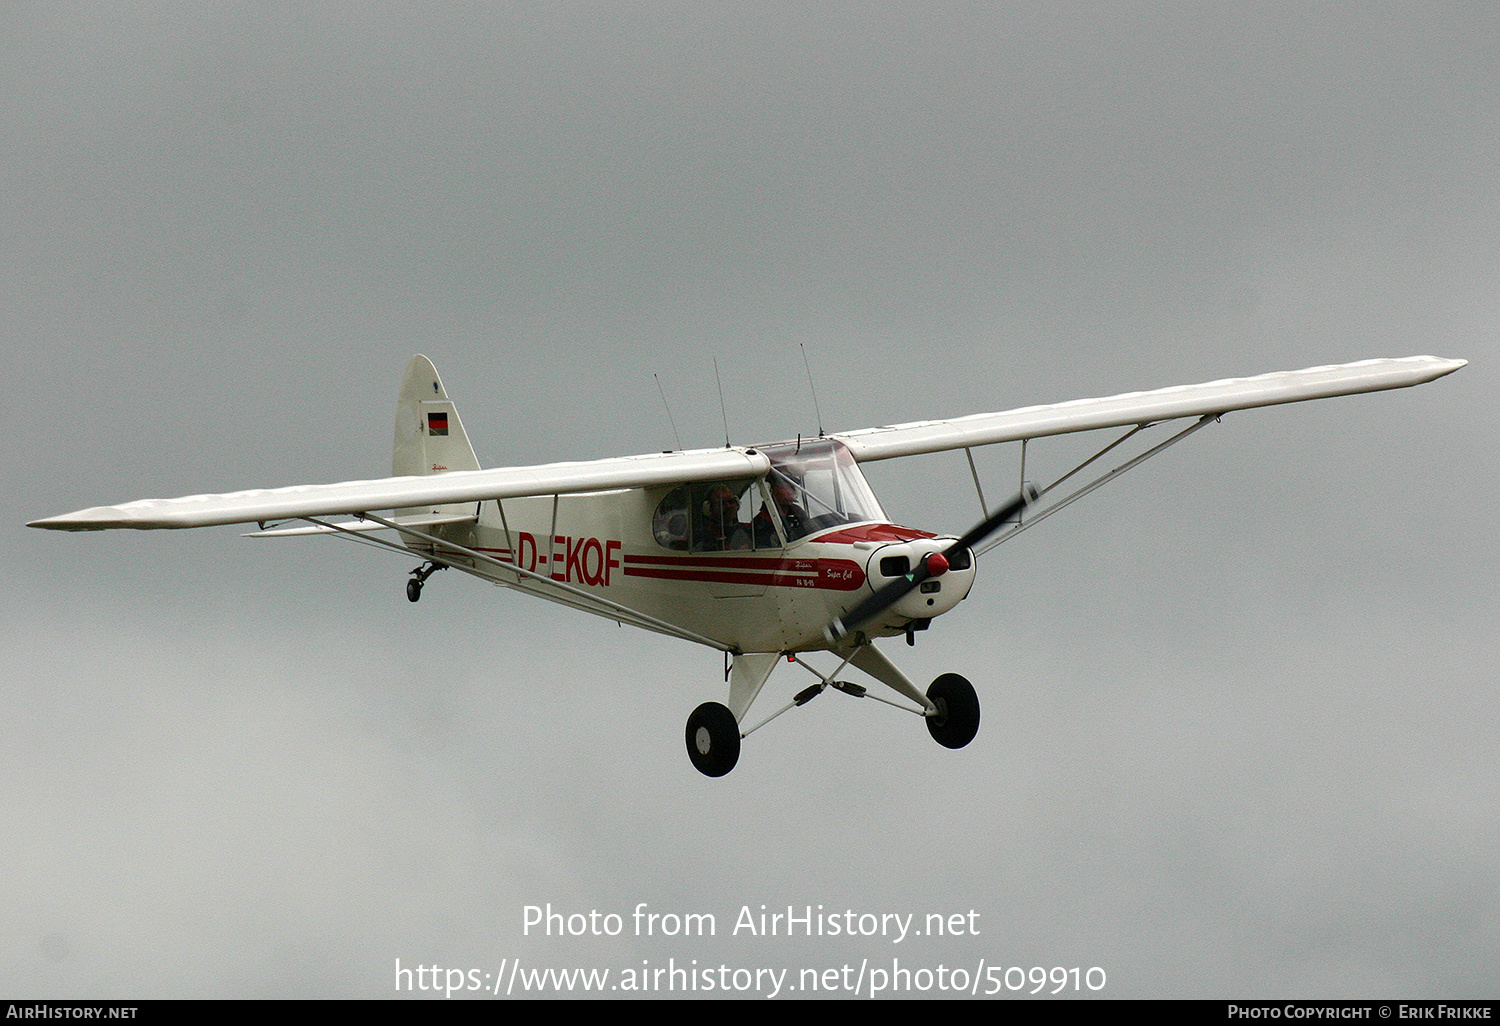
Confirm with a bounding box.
[3,1,1496,999]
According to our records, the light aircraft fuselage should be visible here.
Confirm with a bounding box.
[417,459,974,654]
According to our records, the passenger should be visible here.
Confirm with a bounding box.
[652,488,691,550]
[695,484,751,551]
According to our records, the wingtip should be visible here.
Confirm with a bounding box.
[27,507,128,531]
[28,519,104,531]
[1416,358,1464,375]
[1427,356,1468,380]
[1388,355,1467,383]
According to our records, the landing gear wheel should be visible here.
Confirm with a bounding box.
[685,702,741,777]
[925,673,980,749]
[406,579,423,603]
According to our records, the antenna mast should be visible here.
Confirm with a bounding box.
[713,358,731,448]
[800,344,825,437]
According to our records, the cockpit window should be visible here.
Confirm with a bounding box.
[651,441,884,551]
[758,439,885,542]
[652,487,692,550]
[653,478,769,552]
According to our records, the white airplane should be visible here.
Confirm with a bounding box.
[31,354,1465,775]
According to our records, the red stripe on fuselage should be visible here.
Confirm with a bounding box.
[623,554,794,569]
[622,557,865,591]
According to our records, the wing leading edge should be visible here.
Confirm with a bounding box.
[832,356,1466,462]
[30,448,771,531]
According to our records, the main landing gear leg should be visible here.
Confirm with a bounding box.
[848,645,934,712]
[684,652,780,778]
[849,645,980,750]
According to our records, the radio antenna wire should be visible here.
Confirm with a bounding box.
[654,373,683,452]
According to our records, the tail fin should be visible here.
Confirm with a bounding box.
[393,355,481,516]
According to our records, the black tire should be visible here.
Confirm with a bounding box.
[925,673,980,749]
[685,702,741,777]
[406,579,422,603]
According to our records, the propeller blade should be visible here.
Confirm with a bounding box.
[826,483,1039,643]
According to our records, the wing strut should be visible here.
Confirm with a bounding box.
[964,448,989,519]
[977,414,1216,558]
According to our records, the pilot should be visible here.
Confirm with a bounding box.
[695,484,751,551]
[754,476,808,546]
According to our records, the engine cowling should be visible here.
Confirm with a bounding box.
[860,539,975,636]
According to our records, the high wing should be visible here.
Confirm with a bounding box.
[831,356,1466,462]
[29,448,770,531]
[28,355,1465,532]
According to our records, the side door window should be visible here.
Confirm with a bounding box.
[654,479,779,551]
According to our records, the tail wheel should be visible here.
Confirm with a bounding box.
[407,561,444,602]
[685,702,741,777]
[925,673,980,749]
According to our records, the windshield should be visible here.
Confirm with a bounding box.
[758,438,885,542]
